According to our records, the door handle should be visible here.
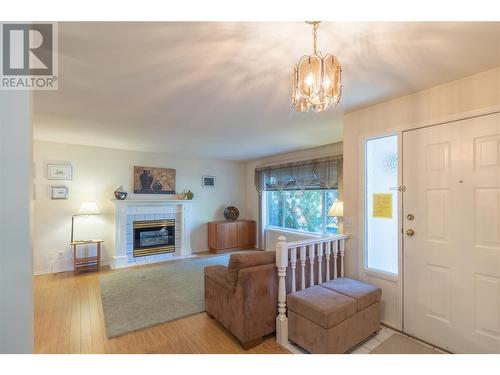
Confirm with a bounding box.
[406,229,415,236]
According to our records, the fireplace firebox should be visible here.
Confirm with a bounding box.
[133,219,175,257]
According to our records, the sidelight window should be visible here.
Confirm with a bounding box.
[364,135,399,275]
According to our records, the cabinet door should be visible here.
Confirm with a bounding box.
[237,221,256,248]
[218,222,238,249]
[208,222,218,250]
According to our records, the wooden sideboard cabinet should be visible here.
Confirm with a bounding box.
[208,220,256,253]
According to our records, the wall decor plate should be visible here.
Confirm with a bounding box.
[47,164,72,180]
[202,175,216,188]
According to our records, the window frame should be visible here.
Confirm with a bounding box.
[265,188,338,236]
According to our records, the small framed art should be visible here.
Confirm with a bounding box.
[202,175,216,188]
[47,164,73,180]
[50,186,69,200]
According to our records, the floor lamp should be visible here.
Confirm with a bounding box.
[71,201,100,243]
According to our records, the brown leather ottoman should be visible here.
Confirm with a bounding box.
[287,278,381,354]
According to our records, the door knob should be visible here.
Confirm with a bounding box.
[406,229,415,236]
[407,214,415,221]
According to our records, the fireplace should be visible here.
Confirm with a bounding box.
[111,200,192,268]
[133,219,175,257]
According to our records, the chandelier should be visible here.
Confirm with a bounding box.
[292,21,342,112]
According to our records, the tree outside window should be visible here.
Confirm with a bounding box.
[266,189,339,235]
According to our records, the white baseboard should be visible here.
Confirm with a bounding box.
[193,248,209,253]
[33,265,73,276]
[33,260,111,276]
[34,249,219,275]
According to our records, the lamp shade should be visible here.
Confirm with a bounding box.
[328,200,343,217]
[77,201,100,216]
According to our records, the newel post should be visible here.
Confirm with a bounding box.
[275,235,288,346]
[340,238,345,278]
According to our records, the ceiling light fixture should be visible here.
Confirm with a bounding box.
[292,21,342,112]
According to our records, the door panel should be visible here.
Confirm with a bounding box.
[427,264,451,322]
[403,122,459,352]
[474,273,500,337]
[425,189,450,242]
[475,188,500,247]
[403,112,500,353]
[462,115,500,352]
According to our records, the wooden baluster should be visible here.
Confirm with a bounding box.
[340,238,345,278]
[275,235,288,346]
[300,246,307,290]
[317,242,323,284]
[333,240,339,279]
[309,244,315,287]
[325,241,331,281]
[290,246,297,293]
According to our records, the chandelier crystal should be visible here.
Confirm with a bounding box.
[292,21,342,113]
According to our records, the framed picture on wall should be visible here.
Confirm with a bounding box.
[133,166,176,194]
[50,186,69,199]
[47,164,73,180]
[202,175,216,188]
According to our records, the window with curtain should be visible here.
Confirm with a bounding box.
[255,156,342,236]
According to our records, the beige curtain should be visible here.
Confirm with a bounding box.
[254,155,343,192]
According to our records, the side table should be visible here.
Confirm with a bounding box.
[71,239,103,273]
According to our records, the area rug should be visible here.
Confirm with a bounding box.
[100,254,232,338]
[369,334,442,354]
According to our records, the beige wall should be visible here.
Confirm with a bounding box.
[0,91,33,353]
[343,66,500,328]
[33,141,247,274]
[245,142,343,248]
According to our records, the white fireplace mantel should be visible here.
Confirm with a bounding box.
[111,199,193,269]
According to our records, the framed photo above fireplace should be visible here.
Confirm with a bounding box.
[133,166,176,194]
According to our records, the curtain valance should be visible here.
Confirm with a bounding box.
[254,155,342,192]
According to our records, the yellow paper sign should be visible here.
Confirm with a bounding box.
[373,193,393,218]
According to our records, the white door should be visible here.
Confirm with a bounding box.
[403,112,500,353]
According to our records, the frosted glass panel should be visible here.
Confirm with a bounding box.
[365,135,399,275]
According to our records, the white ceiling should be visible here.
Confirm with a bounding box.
[33,22,500,160]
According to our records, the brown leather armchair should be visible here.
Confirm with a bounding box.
[204,251,278,349]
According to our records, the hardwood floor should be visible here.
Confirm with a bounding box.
[34,264,288,354]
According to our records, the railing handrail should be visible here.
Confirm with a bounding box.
[284,233,349,249]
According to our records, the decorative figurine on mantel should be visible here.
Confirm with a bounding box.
[114,185,128,200]
[183,190,194,200]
